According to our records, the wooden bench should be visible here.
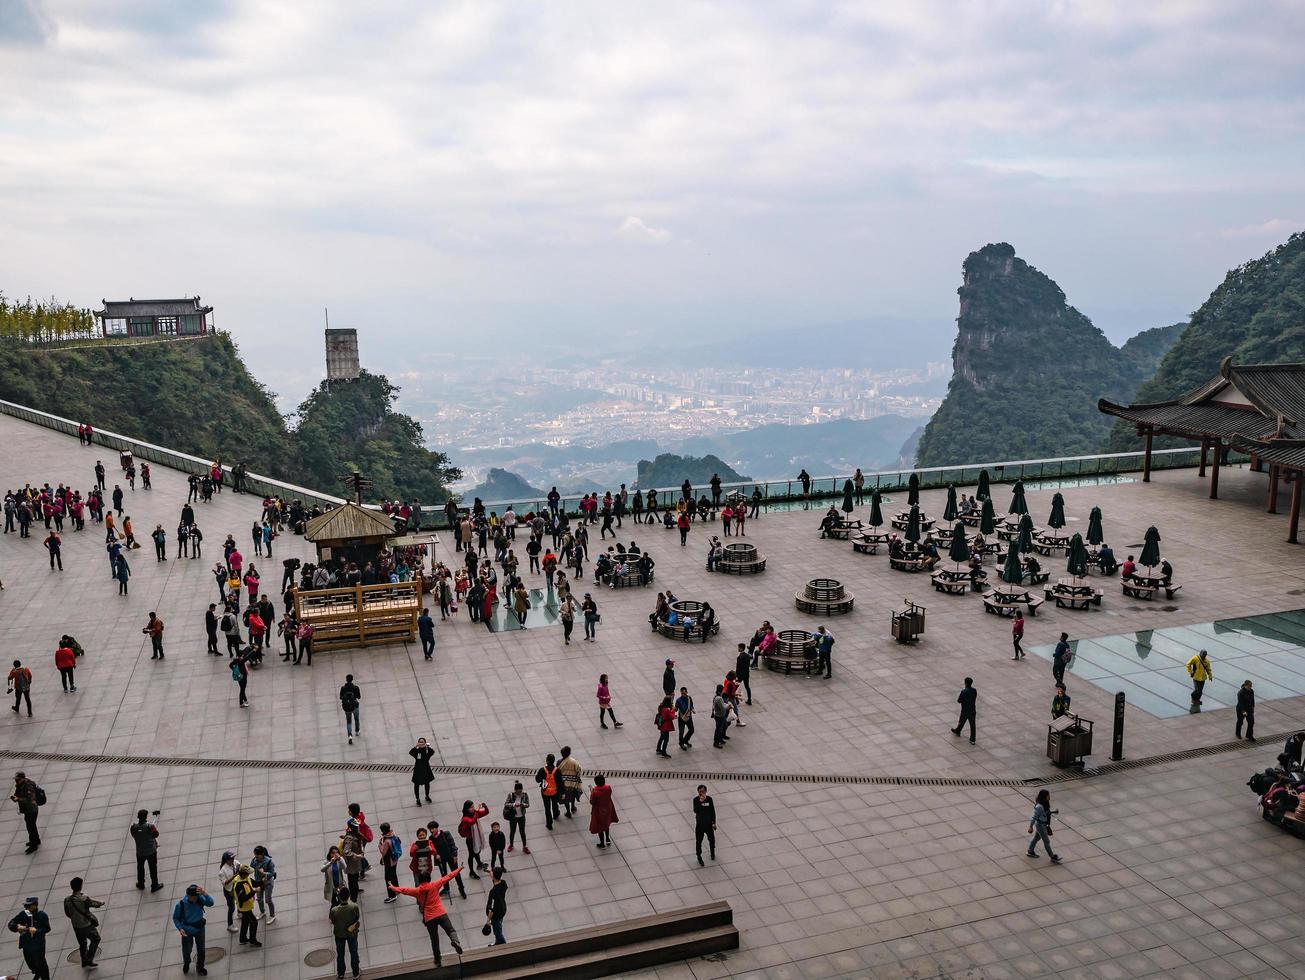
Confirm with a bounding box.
[795,578,855,615]
[890,556,929,572]
[1122,580,1182,601]
[610,569,652,588]
[931,574,968,595]
[981,593,1045,617]
[656,600,721,641]
[762,629,819,675]
[821,519,862,540]
[852,538,879,555]
[1045,588,1103,610]
[715,542,767,575]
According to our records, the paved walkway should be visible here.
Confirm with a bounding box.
[1,412,1303,978]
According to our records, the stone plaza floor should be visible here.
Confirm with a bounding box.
[2,410,1305,978]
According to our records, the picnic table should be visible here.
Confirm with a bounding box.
[1122,569,1182,602]
[1045,577,1103,610]
[993,553,1049,585]
[851,533,880,555]
[981,584,1045,617]
[891,512,935,532]
[957,512,981,527]
[931,565,972,595]
[889,552,929,573]
[821,518,863,541]
[1034,530,1071,555]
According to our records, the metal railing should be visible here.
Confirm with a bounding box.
[0,398,348,510]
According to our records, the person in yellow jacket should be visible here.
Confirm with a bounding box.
[1186,649,1213,704]
[233,865,261,948]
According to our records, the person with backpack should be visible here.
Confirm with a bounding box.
[143,612,165,661]
[172,884,214,975]
[814,626,834,679]
[221,607,242,657]
[556,746,583,818]
[250,845,277,924]
[379,822,402,898]
[429,821,467,899]
[63,877,104,969]
[130,809,164,892]
[233,865,261,947]
[340,675,362,744]
[408,828,436,886]
[342,821,367,899]
[1187,649,1213,704]
[11,771,44,853]
[458,801,490,879]
[231,652,250,707]
[329,885,362,980]
[9,659,34,717]
[535,753,560,830]
[410,737,436,805]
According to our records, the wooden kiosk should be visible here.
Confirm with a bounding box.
[294,502,420,651]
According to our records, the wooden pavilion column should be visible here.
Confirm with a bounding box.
[1142,428,1153,483]
[1290,470,1302,544]
[1268,464,1280,514]
[1209,439,1221,499]
[1198,437,1208,477]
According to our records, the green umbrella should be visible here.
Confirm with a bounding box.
[1086,506,1104,546]
[1001,544,1024,584]
[905,504,922,545]
[979,497,995,535]
[1066,532,1088,577]
[868,489,883,528]
[943,484,957,523]
[948,526,970,564]
[907,472,920,507]
[1048,492,1066,530]
[977,469,990,501]
[1017,513,1035,554]
[1140,525,1162,568]
[841,479,854,514]
[1009,479,1027,516]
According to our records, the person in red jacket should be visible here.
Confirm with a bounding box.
[54,642,77,693]
[656,696,676,757]
[588,774,618,849]
[389,870,464,966]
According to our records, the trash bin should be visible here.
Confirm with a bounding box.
[1046,713,1093,767]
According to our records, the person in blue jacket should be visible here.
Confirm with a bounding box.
[8,896,51,980]
[172,884,214,976]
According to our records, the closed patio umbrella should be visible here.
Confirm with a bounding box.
[907,473,920,507]
[1001,544,1024,584]
[943,484,958,523]
[905,504,922,545]
[977,469,990,501]
[1140,525,1162,568]
[1048,492,1066,530]
[1066,533,1088,577]
[948,527,970,565]
[868,489,884,529]
[979,497,996,536]
[1009,479,1027,516]
[841,479,854,514]
[1017,513,1035,554]
[1086,506,1104,546]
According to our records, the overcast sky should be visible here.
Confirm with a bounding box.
[2,0,1303,401]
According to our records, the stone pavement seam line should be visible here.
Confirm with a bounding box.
[0,729,1279,787]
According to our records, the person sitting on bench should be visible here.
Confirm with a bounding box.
[1120,554,1136,580]
[1096,543,1117,575]
[819,507,841,538]
[1159,559,1173,585]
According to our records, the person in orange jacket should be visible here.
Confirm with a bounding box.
[388,869,464,966]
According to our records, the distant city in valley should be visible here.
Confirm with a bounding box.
[395,355,949,493]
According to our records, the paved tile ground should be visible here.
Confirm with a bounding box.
[2,412,1304,978]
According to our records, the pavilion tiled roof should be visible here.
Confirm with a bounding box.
[95,297,213,318]
[303,501,398,542]
[1099,356,1305,443]
[1233,437,1305,471]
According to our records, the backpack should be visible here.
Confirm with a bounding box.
[234,878,253,905]
[231,661,243,682]
[220,614,235,633]
[413,839,433,875]
[389,834,402,860]
[342,692,359,713]
[33,785,46,807]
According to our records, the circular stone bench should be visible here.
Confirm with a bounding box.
[795,577,854,616]
[762,629,819,674]
[716,541,767,575]
[656,599,721,641]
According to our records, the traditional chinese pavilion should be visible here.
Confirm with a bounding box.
[1099,357,1305,542]
[95,297,213,338]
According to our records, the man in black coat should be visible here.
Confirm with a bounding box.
[1236,680,1256,741]
[8,896,51,980]
[662,660,676,699]
[428,821,467,899]
[418,608,435,661]
[952,677,977,744]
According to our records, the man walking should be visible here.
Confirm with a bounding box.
[815,626,835,679]
[1187,649,1213,704]
[9,659,33,717]
[340,674,362,744]
[143,612,165,660]
[952,677,977,744]
[131,808,164,892]
[675,686,695,750]
[389,869,466,967]
[329,887,361,980]
[711,685,731,748]
[734,644,752,705]
[64,877,104,969]
[42,529,62,571]
[1052,632,1070,685]
[11,771,42,852]
[1236,679,1256,740]
[7,896,51,980]
[693,784,717,866]
[418,607,435,661]
[485,867,508,946]
[172,884,213,975]
[205,604,220,656]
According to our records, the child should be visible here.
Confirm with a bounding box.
[488,821,506,873]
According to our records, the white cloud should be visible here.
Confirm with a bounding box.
[617,216,672,245]
[1221,218,1302,238]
